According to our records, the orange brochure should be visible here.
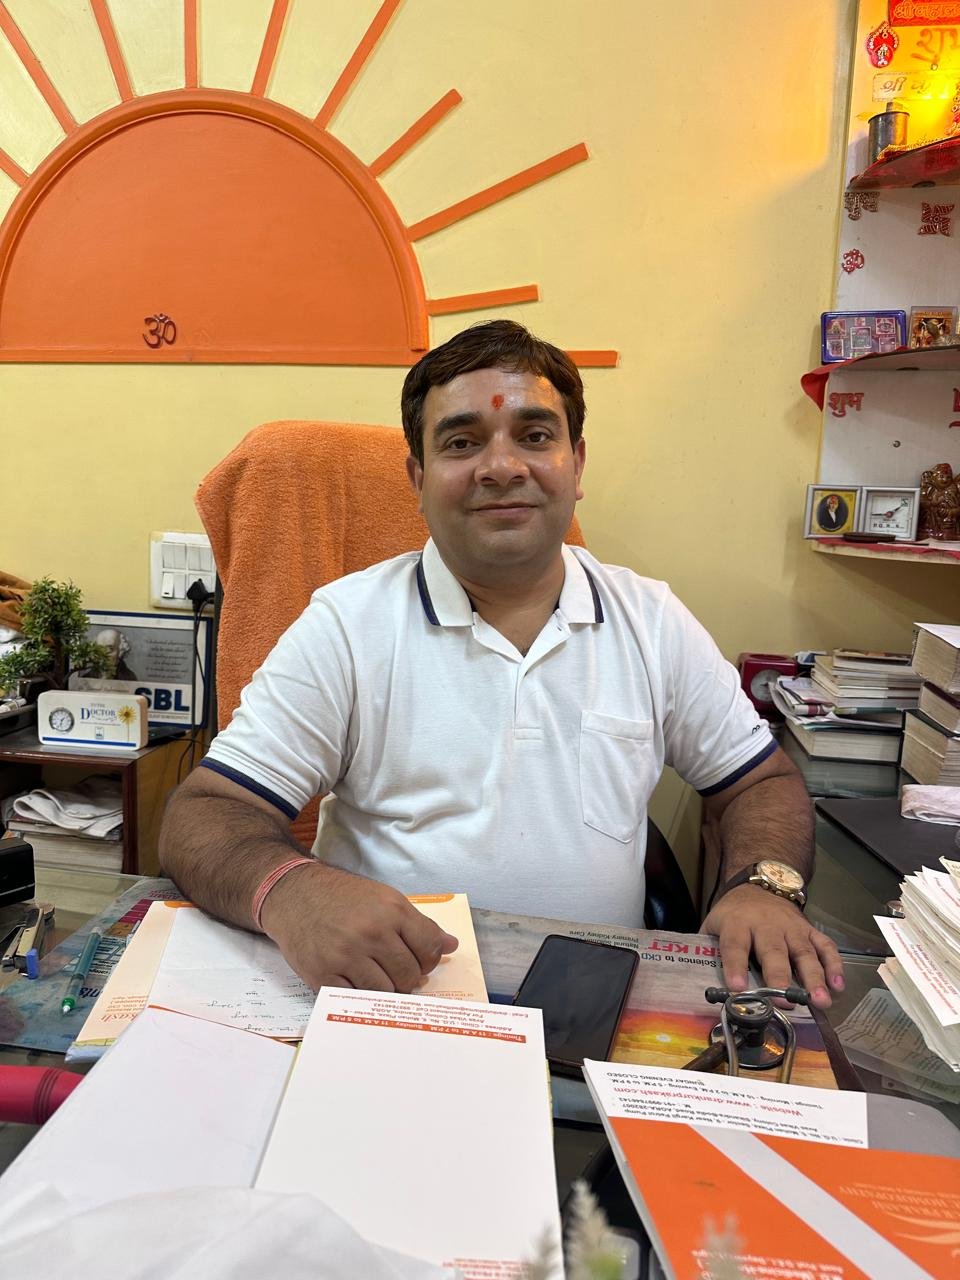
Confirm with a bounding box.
[584,1060,960,1280]
[408,892,487,1001]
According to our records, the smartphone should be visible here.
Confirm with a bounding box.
[513,934,639,1076]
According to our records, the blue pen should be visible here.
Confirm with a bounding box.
[61,927,103,1014]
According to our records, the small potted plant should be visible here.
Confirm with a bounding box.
[0,577,115,695]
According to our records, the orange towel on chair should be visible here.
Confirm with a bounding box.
[196,418,585,847]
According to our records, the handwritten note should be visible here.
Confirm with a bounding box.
[147,907,315,1038]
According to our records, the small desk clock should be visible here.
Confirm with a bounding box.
[37,691,149,749]
[737,653,798,717]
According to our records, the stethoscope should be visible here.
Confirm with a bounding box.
[682,985,811,1082]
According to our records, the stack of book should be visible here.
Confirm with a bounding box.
[778,649,919,764]
[875,857,960,1074]
[902,623,960,785]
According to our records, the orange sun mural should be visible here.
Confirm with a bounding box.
[0,0,617,367]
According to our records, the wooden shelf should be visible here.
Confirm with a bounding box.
[811,538,960,565]
[802,343,960,409]
[847,135,960,191]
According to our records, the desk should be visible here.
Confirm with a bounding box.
[2,872,956,1215]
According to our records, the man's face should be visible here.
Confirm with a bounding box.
[827,495,839,512]
[406,367,585,586]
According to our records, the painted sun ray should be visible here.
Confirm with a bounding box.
[184,0,198,89]
[369,88,462,178]
[0,147,26,186]
[565,350,618,368]
[251,0,291,98]
[91,0,132,103]
[0,2,76,134]
[315,0,402,130]
[426,285,540,316]
[407,142,590,242]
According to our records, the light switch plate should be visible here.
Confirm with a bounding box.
[149,532,215,609]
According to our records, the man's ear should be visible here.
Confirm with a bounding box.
[405,454,424,508]
[573,438,586,502]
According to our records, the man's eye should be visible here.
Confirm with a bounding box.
[524,430,550,444]
[445,437,474,451]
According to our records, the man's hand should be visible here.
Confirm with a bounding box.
[259,861,458,993]
[701,885,844,1009]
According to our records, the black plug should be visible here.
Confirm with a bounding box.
[186,578,214,614]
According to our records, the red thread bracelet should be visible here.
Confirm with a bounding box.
[252,857,314,930]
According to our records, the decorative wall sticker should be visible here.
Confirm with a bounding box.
[843,191,880,220]
[918,201,954,235]
[0,0,617,368]
[841,249,866,273]
[828,392,864,418]
[865,21,898,69]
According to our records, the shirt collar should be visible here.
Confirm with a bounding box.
[416,539,603,627]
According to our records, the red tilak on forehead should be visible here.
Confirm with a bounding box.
[491,394,504,410]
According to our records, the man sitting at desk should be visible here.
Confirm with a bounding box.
[160,321,844,1009]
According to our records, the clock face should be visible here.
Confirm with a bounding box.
[49,707,74,731]
[749,668,782,705]
[865,492,913,537]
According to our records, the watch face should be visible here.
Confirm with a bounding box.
[49,707,74,731]
[748,668,782,705]
[756,859,803,893]
[864,492,913,537]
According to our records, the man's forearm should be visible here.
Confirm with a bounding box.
[159,789,307,930]
[715,772,814,885]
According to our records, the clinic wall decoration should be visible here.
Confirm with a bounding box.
[0,0,617,368]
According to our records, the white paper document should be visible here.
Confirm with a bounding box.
[256,988,562,1279]
[875,914,960,1026]
[0,1008,295,1213]
[148,905,316,1038]
[582,1060,869,1147]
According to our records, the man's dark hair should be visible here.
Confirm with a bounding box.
[400,319,586,465]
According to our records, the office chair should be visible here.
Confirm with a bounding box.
[643,818,698,933]
[195,420,697,926]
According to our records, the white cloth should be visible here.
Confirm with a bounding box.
[900,784,960,825]
[203,542,773,925]
[0,1185,454,1279]
[8,776,122,837]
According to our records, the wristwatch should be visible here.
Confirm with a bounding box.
[720,859,806,908]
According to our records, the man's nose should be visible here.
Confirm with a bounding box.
[475,437,528,485]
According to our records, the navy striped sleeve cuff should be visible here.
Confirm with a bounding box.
[697,736,779,798]
[198,758,300,820]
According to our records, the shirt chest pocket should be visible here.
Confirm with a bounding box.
[579,711,656,843]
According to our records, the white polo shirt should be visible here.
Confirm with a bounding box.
[202,540,774,925]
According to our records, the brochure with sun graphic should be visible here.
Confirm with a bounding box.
[583,1059,960,1280]
[473,913,843,1091]
[256,988,562,1279]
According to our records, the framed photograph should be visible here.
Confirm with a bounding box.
[857,486,920,541]
[820,310,906,363]
[804,485,860,538]
[68,610,211,728]
[907,306,959,348]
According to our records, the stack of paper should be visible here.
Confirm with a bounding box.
[256,988,562,1278]
[873,858,960,1072]
[69,892,487,1061]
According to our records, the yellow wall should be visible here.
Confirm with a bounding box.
[3,0,953,650]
